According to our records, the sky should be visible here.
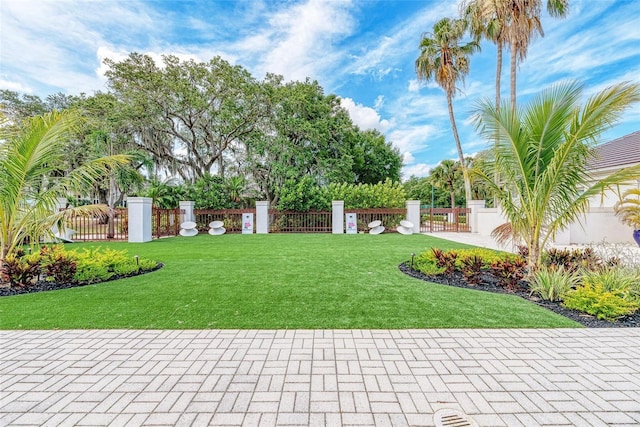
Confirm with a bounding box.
[1,0,639,179]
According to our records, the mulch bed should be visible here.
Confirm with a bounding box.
[0,263,164,298]
[399,262,640,328]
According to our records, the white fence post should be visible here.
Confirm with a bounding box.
[406,200,421,233]
[128,197,153,243]
[332,200,344,234]
[256,201,269,234]
[179,201,195,223]
[467,200,486,233]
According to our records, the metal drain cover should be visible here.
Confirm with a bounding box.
[433,409,478,427]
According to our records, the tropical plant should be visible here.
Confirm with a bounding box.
[529,266,579,301]
[429,159,463,208]
[614,188,640,229]
[416,17,480,205]
[0,111,128,270]
[472,81,640,268]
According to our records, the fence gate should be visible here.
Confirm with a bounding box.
[420,207,471,232]
[153,208,182,238]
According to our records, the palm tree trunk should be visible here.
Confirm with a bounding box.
[496,40,503,109]
[446,93,471,205]
[510,43,517,114]
[494,41,503,207]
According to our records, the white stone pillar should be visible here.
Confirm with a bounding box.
[332,200,344,234]
[406,200,421,233]
[256,201,269,234]
[55,197,68,212]
[128,197,153,243]
[179,201,195,223]
[467,200,486,233]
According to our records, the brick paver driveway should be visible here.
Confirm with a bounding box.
[1,329,639,426]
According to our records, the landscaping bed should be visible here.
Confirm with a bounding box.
[0,263,163,298]
[399,262,640,328]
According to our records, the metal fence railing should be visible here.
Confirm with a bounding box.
[420,207,470,232]
[60,207,129,241]
[269,210,332,233]
[153,208,182,238]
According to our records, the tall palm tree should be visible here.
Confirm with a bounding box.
[416,17,480,205]
[472,81,640,268]
[0,111,128,267]
[462,0,506,110]
[429,159,463,208]
[503,0,569,111]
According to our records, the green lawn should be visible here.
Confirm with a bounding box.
[0,234,579,329]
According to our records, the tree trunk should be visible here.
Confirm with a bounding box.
[446,92,471,205]
[449,189,456,209]
[496,40,503,110]
[494,41,503,206]
[510,43,517,114]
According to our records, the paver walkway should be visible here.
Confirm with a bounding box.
[1,329,639,426]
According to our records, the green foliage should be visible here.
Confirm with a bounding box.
[1,251,41,288]
[326,179,405,209]
[185,174,232,209]
[277,176,329,212]
[529,267,580,302]
[68,247,156,283]
[581,268,640,298]
[563,282,639,321]
[413,247,517,277]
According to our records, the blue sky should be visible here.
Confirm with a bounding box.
[1,0,639,178]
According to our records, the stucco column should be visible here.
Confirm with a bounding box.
[179,200,195,223]
[128,197,153,243]
[467,200,485,233]
[256,201,269,234]
[406,200,421,233]
[332,200,344,234]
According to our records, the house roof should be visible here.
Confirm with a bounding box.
[588,130,640,171]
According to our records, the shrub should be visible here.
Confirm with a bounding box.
[1,251,41,288]
[326,179,405,209]
[69,247,157,283]
[581,268,640,300]
[529,267,580,302]
[542,247,604,273]
[491,258,527,291]
[39,245,77,284]
[412,251,444,275]
[459,255,484,285]
[432,248,458,275]
[563,282,639,321]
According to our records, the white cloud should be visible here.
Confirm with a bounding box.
[403,163,432,178]
[0,78,32,93]
[340,97,392,132]
[373,95,384,109]
[402,152,415,165]
[232,0,356,82]
[388,124,440,154]
[408,79,420,92]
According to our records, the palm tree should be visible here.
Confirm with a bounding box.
[416,17,480,205]
[472,81,640,268]
[429,159,463,208]
[462,0,507,110]
[503,0,569,111]
[0,111,128,268]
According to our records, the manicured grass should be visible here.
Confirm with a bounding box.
[0,234,579,329]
